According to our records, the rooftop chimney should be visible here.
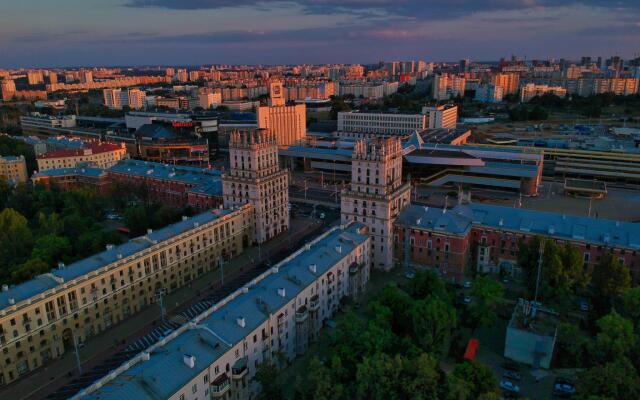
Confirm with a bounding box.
[183,354,196,368]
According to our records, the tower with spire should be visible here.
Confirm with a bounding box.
[341,137,411,270]
[222,129,289,243]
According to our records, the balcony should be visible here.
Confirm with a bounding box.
[309,295,320,312]
[211,374,231,397]
[295,306,308,323]
[349,263,359,275]
[232,357,248,379]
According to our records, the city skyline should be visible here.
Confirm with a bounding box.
[1,0,639,68]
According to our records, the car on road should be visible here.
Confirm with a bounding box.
[553,378,576,397]
[319,212,326,219]
[500,380,520,394]
[405,271,416,280]
[463,281,472,288]
[503,370,522,381]
[463,296,472,304]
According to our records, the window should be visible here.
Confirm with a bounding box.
[192,383,197,393]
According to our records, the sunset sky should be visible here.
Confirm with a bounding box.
[1,0,638,67]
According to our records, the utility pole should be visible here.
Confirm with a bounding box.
[533,241,544,304]
[72,331,82,375]
[155,289,166,325]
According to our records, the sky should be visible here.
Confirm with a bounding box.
[0,0,638,68]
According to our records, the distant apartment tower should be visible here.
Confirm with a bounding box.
[1,79,16,101]
[422,104,458,129]
[475,84,504,103]
[165,67,175,77]
[432,74,466,100]
[103,88,145,110]
[79,70,93,84]
[492,73,520,95]
[222,129,290,243]
[27,70,44,85]
[459,59,471,73]
[338,111,426,136]
[198,91,222,109]
[520,83,567,102]
[0,155,28,184]
[256,81,306,146]
[341,138,411,270]
[176,69,188,83]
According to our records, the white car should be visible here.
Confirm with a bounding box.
[463,296,472,304]
[463,281,472,288]
[319,212,326,220]
[500,380,520,393]
[579,301,589,312]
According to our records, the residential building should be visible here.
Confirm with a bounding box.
[107,159,223,211]
[36,142,127,171]
[520,83,567,102]
[338,111,426,136]
[256,81,306,147]
[73,222,370,400]
[432,74,466,100]
[198,92,222,109]
[422,104,458,129]
[492,73,520,95]
[103,88,146,110]
[26,70,44,85]
[341,138,411,270]
[222,129,290,244]
[1,79,16,101]
[0,155,28,184]
[79,70,93,84]
[0,206,254,385]
[32,167,109,194]
[394,203,640,283]
[475,84,504,103]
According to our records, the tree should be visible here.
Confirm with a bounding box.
[0,177,10,209]
[451,361,498,399]
[594,311,636,363]
[579,358,640,400]
[618,287,640,331]
[409,269,450,302]
[410,296,457,354]
[556,323,590,368]
[466,276,504,332]
[253,361,281,400]
[32,234,71,266]
[590,253,631,313]
[0,208,33,276]
[11,258,50,282]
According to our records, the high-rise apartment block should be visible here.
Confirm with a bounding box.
[256,81,306,147]
[341,138,411,270]
[492,73,520,95]
[422,104,458,129]
[222,129,290,244]
[26,70,44,85]
[103,88,146,110]
[475,84,504,103]
[432,74,466,100]
[79,70,93,84]
[1,79,16,101]
[520,83,567,102]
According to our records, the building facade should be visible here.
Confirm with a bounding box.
[256,81,306,147]
[0,206,254,386]
[222,129,290,244]
[338,111,427,136]
[36,142,127,171]
[492,73,520,95]
[341,138,411,270]
[520,83,568,102]
[0,156,28,184]
[423,105,458,129]
[75,222,370,400]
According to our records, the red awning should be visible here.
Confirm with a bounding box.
[463,338,479,361]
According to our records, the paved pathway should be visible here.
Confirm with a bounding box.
[1,216,330,400]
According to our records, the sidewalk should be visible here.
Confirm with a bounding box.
[3,216,328,400]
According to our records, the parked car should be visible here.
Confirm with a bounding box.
[319,212,326,220]
[463,281,472,288]
[503,370,522,381]
[579,300,589,312]
[405,271,416,280]
[553,378,576,397]
[500,380,520,393]
[463,296,472,304]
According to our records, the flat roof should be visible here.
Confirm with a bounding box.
[0,209,233,310]
[108,159,222,192]
[81,223,369,400]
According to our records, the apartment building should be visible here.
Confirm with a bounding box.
[103,88,146,110]
[338,111,427,136]
[36,142,127,171]
[520,83,567,102]
[432,74,466,100]
[422,104,458,129]
[341,138,411,270]
[0,206,254,386]
[75,222,370,400]
[256,81,306,147]
[492,73,520,95]
[0,156,29,184]
[222,129,290,243]
[475,84,504,103]
[394,203,640,283]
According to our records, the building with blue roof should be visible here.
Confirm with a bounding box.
[394,203,640,283]
[75,222,370,400]
[0,155,29,184]
[0,205,254,386]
